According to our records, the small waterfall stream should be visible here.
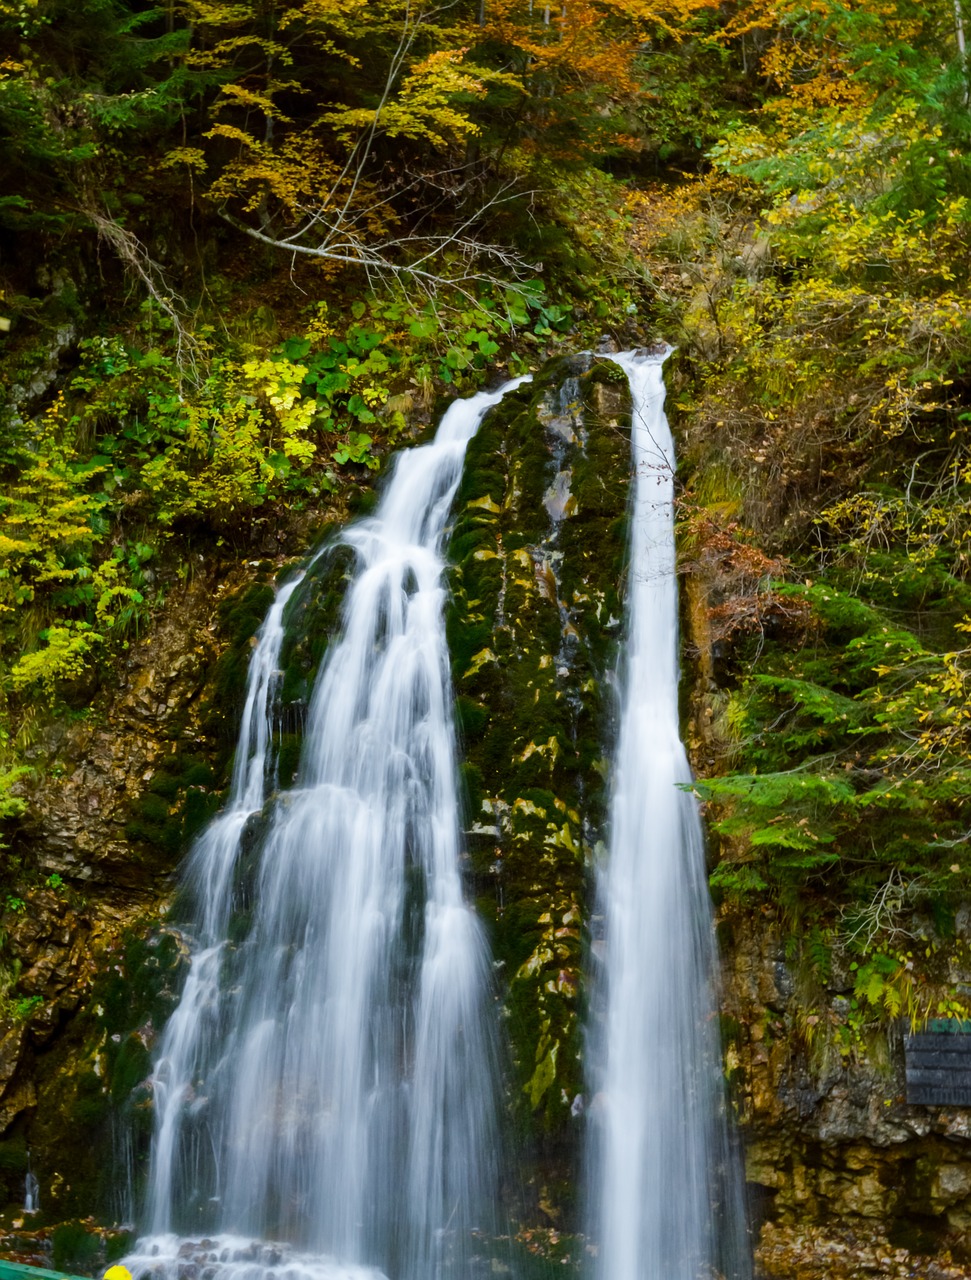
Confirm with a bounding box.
[587,350,750,1280]
[130,378,527,1280]
[146,567,309,1240]
[24,1150,38,1216]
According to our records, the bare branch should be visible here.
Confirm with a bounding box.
[81,198,203,379]
[219,174,539,311]
[841,868,925,950]
[213,3,538,310]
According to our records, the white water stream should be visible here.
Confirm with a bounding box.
[588,351,749,1280]
[131,378,527,1280]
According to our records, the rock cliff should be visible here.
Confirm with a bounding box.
[1,352,970,1278]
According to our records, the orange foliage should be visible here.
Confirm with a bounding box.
[681,513,811,647]
[479,0,717,124]
[717,0,949,102]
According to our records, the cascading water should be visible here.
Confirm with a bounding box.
[129,377,527,1280]
[587,350,750,1280]
[24,1151,38,1216]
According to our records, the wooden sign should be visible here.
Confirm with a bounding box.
[904,1020,971,1106]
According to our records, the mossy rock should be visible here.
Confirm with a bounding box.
[446,352,633,1190]
[204,580,277,741]
[27,922,190,1222]
[585,358,629,386]
[124,751,224,870]
[276,542,356,719]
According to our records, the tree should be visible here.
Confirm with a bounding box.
[145,0,530,291]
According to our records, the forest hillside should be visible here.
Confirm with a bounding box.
[2,0,971,1274]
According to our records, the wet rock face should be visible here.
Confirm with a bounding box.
[0,558,291,1215]
[0,351,633,1228]
[0,355,641,1230]
[0,1024,34,1134]
[755,1221,971,1280]
[0,347,627,1229]
[447,354,632,1218]
[719,908,971,1256]
[13,571,238,895]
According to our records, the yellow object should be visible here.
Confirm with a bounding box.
[103,1267,133,1280]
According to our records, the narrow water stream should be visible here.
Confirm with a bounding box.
[587,350,750,1280]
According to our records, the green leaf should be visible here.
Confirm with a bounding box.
[281,336,311,360]
[346,394,376,423]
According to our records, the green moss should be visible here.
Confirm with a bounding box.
[348,486,380,517]
[195,579,277,752]
[0,1136,28,1173]
[25,921,191,1223]
[184,760,215,787]
[138,793,170,824]
[126,751,236,870]
[277,543,356,711]
[71,1092,110,1129]
[111,1034,152,1103]
[52,1221,103,1273]
[446,614,494,676]
[276,732,302,788]
[457,471,506,506]
[227,906,254,946]
[450,527,495,561]
[124,808,183,857]
[145,771,180,799]
[183,786,220,842]
[220,581,276,638]
[105,1232,135,1265]
[585,357,628,385]
[445,352,632,1161]
[455,695,489,739]
[458,761,484,821]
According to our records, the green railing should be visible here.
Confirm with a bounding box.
[0,1260,91,1280]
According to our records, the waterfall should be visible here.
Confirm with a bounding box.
[130,377,527,1280]
[587,351,750,1280]
[24,1157,38,1216]
[146,567,309,1241]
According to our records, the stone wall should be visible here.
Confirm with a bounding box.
[719,906,971,1258]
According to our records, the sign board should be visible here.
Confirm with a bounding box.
[904,1020,971,1106]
